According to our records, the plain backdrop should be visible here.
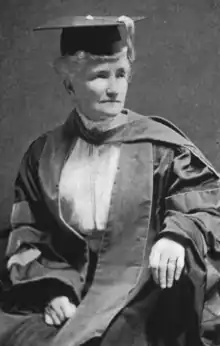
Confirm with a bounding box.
[1,0,220,270]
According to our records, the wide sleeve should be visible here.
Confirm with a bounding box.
[153,145,220,335]
[1,138,88,312]
[159,145,220,262]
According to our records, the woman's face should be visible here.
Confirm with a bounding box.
[71,54,130,121]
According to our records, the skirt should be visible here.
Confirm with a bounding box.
[0,276,203,346]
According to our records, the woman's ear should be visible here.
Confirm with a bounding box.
[63,79,75,95]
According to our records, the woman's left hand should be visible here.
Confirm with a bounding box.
[149,237,185,289]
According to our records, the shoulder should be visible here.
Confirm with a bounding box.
[22,133,48,168]
[20,124,63,169]
[148,115,189,139]
[126,109,190,143]
[126,109,219,177]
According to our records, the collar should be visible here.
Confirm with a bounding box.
[76,109,129,133]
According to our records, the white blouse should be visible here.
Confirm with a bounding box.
[59,137,121,233]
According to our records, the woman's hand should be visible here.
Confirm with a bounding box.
[44,296,77,326]
[149,238,185,289]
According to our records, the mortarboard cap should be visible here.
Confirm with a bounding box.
[34,15,145,56]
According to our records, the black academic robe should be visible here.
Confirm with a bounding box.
[0,109,220,346]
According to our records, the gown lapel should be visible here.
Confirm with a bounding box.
[54,141,154,346]
[38,120,85,240]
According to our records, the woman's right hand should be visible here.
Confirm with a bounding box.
[44,296,77,326]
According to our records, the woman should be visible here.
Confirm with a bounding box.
[0,15,220,346]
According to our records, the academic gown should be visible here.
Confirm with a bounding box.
[0,109,220,346]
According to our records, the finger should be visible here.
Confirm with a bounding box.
[48,296,69,322]
[61,301,77,319]
[167,258,177,288]
[44,312,54,325]
[59,297,76,319]
[149,251,160,285]
[175,256,185,281]
[49,303,66,322]
[158,256,169,289]
[45,308,62,326]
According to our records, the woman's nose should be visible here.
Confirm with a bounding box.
[106,89,118,98]
[106,78,118,98]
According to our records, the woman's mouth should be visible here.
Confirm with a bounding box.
[100,100,120,103]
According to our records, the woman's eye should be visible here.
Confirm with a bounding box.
[96,72,109,79]
[116,69,129,79]
[117,72,124,78]
[88,71,109,80]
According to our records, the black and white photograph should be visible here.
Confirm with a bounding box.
[0,1,220,345]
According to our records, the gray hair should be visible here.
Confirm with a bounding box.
[53,47,133,80]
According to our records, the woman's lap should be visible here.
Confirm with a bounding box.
[0,313,101,346]
[0,276,200,346]
[0,313,57,346]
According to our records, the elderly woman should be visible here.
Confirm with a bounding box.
[0,15,220,346]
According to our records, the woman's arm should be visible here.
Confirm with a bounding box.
[149,145,220,290]
[2,137,88,313]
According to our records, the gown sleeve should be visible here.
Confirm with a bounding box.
[156,144,220,337]
[1,137,88,313]
[160,145,220,262]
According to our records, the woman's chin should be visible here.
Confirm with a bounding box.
[94,106,123,120]
[96,112,119,121]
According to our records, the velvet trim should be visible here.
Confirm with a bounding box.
[53,142,153,346]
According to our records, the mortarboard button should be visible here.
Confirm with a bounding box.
[34,15,146,30]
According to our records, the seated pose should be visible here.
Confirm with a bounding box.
[0,15,220,346]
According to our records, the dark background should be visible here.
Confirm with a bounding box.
[1,0,220,270]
